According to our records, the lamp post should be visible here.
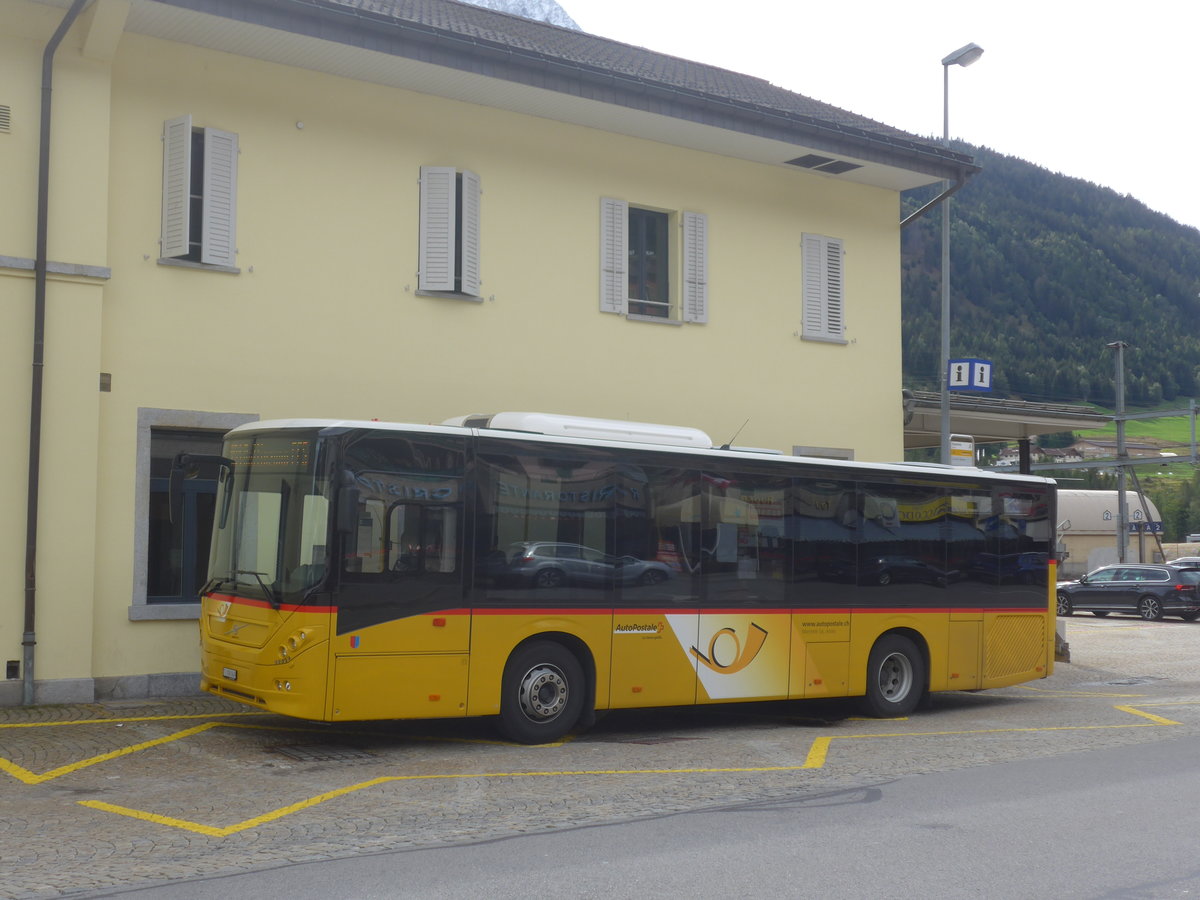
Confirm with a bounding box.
[1107,340,1129,562]
[939,42,984,464]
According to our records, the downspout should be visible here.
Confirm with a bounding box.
[900,177,968,229]
[25,0,93,706]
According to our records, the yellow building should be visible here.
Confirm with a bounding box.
[1,0,977,704]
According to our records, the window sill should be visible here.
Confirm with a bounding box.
[626,313,683,326]
[798,333,848,345]
[158,257,240,275]
[416,289,484,302]
[129,602,200,621]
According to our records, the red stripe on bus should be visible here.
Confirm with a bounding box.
[206,596,1043,618]
[206,593,337,614]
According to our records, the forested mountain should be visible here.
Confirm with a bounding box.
[901,146,1200,408]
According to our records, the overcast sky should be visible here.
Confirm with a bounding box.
[564,0,1200,231]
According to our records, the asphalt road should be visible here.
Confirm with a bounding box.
[4,614,1200,899]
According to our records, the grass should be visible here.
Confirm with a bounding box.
[1074,403,1198,448]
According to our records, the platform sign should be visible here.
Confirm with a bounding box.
[949,434,975,467]
[948,358,993,392]
[1128,522,1163,534]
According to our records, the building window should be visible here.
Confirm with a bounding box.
[801,233,845,343]
[160,115,239,270]
[628,207,670,317]
[131,409,258,621]
[418,166,481,298]
[147,429,222,604]
[600,198,707,323]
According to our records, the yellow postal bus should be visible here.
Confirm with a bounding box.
[178,413,1056,743]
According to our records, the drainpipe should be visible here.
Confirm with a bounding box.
[899,177,969,229]
[25,0,92,706]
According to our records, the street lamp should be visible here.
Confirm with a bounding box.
[939,42,983,464]
[1107,340,1129,562]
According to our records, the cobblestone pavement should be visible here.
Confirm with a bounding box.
[4,616,1200,899]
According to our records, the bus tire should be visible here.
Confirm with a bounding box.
[498,641,585,744]
[859,634,925,718]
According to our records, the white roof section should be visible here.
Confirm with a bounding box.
[445,411,714,449]
[1057,490,1161,533]
[228,413,1055,486]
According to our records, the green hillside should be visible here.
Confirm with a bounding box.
[900,145,1200,408]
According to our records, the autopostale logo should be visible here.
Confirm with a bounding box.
[691,622,767,674]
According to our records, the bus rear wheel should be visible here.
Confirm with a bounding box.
[498,641,585,744]
[859,634,925,718]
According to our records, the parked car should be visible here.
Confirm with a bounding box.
[504,542,673,589]
[1056,564,1200,621]
[1170,557,1200,566]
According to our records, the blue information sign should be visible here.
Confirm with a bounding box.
[948,358,993,392]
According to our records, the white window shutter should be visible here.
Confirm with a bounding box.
[823,236,844,337]
[160,115,192,259]
[419,166,457,292]
[599,197,627,314]
[459,169,481,297]
[200,127,238,267]
[682,211,708,323]
[802,233,845,339]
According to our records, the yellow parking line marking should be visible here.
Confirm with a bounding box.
[0,712,269,729]
[0,724,224,785]
[0,715,561,786]
[1015,685,1143,698]
[0,721,344,785]
[802,736,832,768]
[81,762,834,836]
[1,698,1189,835]
[1114,705,1182,725]
[75,703,1188,836]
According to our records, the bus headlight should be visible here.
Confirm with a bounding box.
[277,629,311,662]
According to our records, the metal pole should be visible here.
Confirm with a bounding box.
[1191,398,1197,464]
[1109,341,1129,563]
[939,62,952,465]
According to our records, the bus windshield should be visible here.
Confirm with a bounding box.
[206,430,331,605]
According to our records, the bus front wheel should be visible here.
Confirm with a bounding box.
[499,641,585,744]
[859,634,925,718]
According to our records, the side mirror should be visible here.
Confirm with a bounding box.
[336,471,360,536]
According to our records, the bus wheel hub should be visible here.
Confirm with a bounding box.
[519,665,567,721]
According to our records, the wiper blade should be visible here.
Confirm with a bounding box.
[236,570,279,609]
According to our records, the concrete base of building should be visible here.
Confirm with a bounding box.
[0,672,202,707]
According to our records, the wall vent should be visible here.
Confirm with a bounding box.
[0,105,11,133]
[785,153,862,175]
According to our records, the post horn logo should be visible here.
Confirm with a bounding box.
[691,622,767,674]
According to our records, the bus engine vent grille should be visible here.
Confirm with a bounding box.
[985,614,1045,680]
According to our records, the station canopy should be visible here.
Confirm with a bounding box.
[903,391,1108,451]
